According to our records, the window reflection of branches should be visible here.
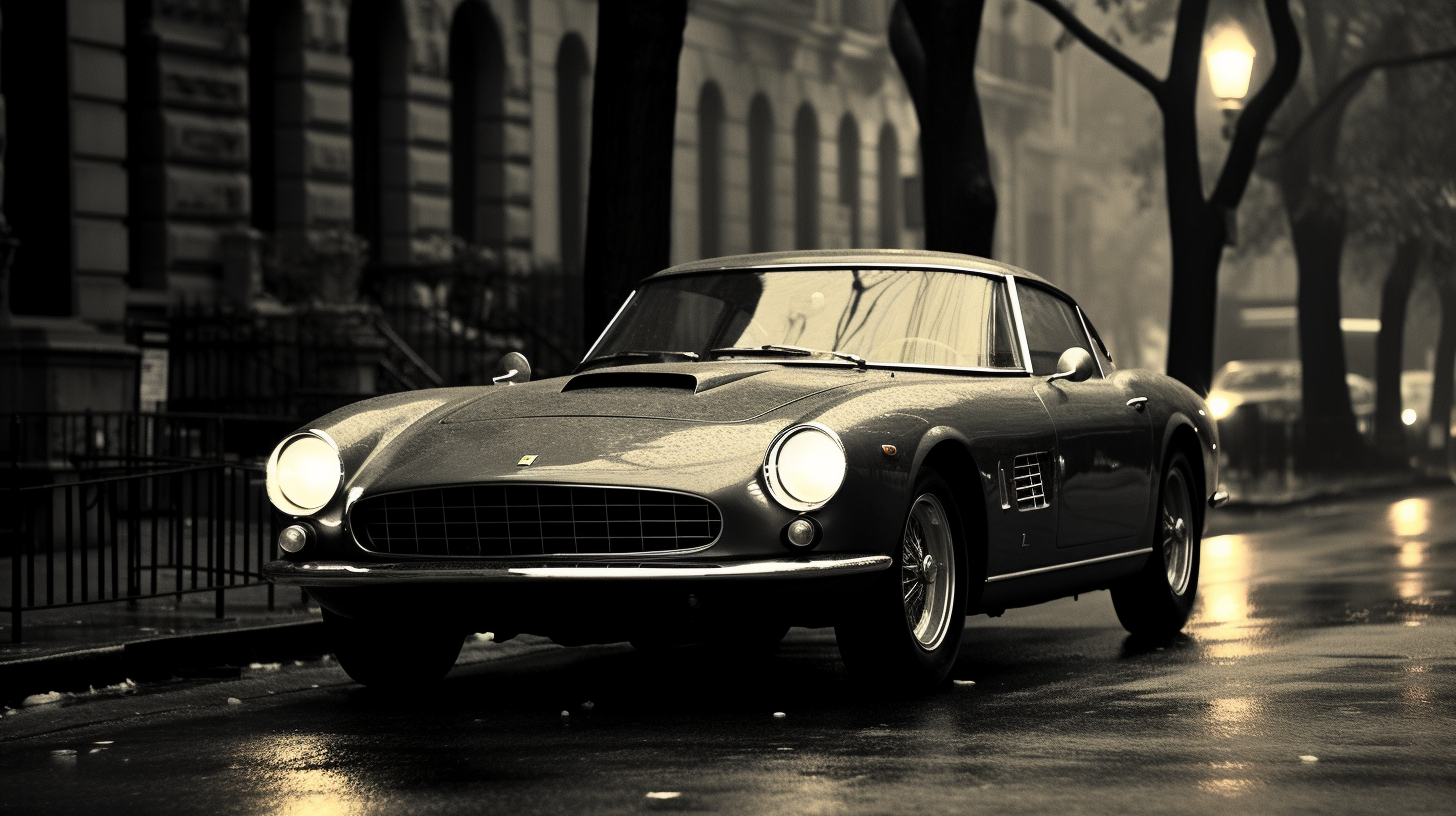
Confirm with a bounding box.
[594,269,1019,369]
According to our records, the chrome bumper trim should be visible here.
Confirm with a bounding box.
[264,554,893,586]
[1209,490,1230,508]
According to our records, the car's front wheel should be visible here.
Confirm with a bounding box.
[323,609,464,689]
[835,469,966,691]
[1111,448,1200,637]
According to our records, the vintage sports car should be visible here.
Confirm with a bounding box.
[264,249,1225,690]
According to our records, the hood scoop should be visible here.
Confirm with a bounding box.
[561,367,768,394]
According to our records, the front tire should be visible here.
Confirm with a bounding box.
[323,609,464,689]
[1112,448,1200,636]
[836,469,967,691]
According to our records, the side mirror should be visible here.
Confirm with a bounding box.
[492,351,531,385]
[1047,347,1096,383]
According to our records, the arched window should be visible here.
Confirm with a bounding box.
[838,115,861,247]
[697,83,725,259]
[3,0,72,312]
[248,0,304,236]
[877,123,900,248]
[449,1,506,250]
[748,95,774,253]
[556,34,591,274]
[348,0,409,265]
[793,104,819,250]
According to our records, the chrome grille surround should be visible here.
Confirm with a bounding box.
[349,484,723,558]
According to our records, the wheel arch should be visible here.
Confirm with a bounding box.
[911,433,989,609]
[1165,421,1206,531]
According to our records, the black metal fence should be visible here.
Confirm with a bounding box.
[2,463,280,643]
[2,412,297,474]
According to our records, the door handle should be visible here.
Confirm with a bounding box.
[1126,396,1148,411]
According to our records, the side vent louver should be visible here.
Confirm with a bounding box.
[1013,452,1049,510]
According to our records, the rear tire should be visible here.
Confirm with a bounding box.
[323,609,464,689]
[836,469,967,691]
[1112,448,1200,637]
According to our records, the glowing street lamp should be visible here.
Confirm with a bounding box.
[1206,24,1256,140]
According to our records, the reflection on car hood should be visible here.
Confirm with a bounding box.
[440,363,864,423]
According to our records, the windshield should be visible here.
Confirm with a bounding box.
[590,268,1022,369]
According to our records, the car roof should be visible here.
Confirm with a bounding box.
[649,249,1060,292]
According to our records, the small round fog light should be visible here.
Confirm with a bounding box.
[783,517,819,551]
[278,524,312,554]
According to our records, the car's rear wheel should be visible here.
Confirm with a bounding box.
[836,469,966,691]
[1112,448,1200,637]
[323,609,464,689]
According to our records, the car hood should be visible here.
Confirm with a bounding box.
[439,363,863,423]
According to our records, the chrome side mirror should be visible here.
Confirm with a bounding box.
[492,351,531,385]
[1047,347,1096,383]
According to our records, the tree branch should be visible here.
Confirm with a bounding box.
[1210,0,1301,208]
[1025,0,1163,99]
[1274,44,1456,158]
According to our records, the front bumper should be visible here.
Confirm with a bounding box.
[264,553,892,587]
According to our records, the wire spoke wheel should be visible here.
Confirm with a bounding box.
[1161,467,1193,596]
[900,492,955,650]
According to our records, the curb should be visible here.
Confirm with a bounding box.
[1,621,326,707]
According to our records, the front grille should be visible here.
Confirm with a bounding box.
[350,484,723,557]
[1013,453,1049,510]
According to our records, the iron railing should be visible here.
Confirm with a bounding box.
[2,411,297,473]
[2,463,281,643]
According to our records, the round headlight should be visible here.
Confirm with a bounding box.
[764,425,846,511]
[267,432,343,515]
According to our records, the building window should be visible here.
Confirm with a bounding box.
[348,0,409,265]
[449,1,506,250]
[794,104,819,250]
[3,0,73,313]
[748,95,774,253]
[698,83,725,259]
[838,115,861,247]
[877,123,900,248]
[556,34,591,274]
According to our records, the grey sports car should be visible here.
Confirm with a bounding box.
[263,249,1224,690]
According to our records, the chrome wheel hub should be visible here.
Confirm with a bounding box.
[1161,468,1194,596]
[900,493,955,651]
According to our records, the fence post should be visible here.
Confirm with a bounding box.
[10,414,22,642]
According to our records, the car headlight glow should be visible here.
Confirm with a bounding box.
[763,424,846,511]
[266,431,343,515]
[1402,408,1418,427]
[1207,394,1235,420]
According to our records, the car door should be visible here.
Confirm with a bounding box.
[1015,282,1153,550]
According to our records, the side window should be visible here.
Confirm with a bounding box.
[988,281,1021,369]
[1080,309,1115,373]
[1016,284,1094,376]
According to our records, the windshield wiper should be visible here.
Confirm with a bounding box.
[581,350,700,368]
[709,344,866,369]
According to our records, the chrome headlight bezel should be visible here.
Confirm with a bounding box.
[762,423,847,512]
[266,430,344,516]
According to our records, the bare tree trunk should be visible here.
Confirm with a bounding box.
[581,0,688,343]
[1373,238,1423,453]
[893,0,996,257]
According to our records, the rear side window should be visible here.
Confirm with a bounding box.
[1016,284,1094,376]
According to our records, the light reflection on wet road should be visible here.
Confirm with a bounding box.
[4,485,1455,815]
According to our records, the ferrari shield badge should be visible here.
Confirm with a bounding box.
[518,455,538,466]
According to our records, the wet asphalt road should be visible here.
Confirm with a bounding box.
[4,485,1456,815]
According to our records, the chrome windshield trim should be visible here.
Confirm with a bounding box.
[580,289,637,363]
[1004,275,1035,375]
[984,548,1153,583]
[265,554,893,586]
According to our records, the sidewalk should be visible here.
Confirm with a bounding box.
[1,584,325,707]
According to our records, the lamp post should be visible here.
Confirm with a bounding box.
[1206,24,1256,138]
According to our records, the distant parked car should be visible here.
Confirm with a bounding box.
[1207,359,1375,437]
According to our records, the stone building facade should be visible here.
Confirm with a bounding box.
[0,0,1078,414]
